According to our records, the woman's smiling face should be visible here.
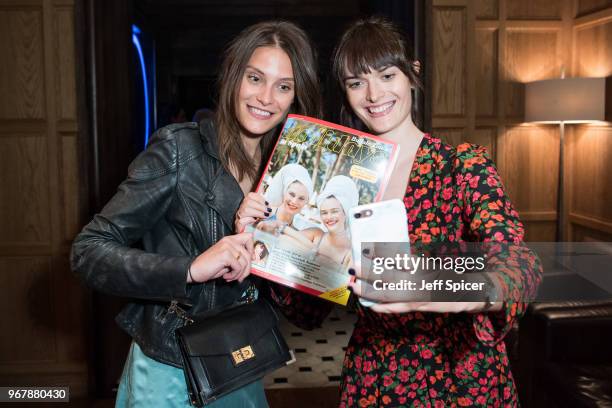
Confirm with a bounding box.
[282,181,309,215]
[319,197,346,233]
[343,65,412,136]
[235,46,295,138]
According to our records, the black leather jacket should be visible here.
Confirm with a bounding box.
[71,119,255,367]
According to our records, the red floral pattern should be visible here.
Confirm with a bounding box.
[339,135,542,407]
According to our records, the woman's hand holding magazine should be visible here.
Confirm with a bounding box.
[235,192,271,232]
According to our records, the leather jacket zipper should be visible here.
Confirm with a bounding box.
[166,300,194,325]
[209,207,218,309]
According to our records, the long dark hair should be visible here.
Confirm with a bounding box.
[332,17,423,130]
[216,21,321,182]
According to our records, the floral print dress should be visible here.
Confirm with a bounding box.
[339,134,542,407]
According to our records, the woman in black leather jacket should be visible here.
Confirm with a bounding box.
[71,21,325,407]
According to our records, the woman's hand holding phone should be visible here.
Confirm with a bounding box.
[349,258,503,314]
[348,247,430,304]
[348,200,410,308]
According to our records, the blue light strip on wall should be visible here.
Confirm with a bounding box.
[132,25,150,149]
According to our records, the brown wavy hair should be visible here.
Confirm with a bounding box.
[215,21,321,182]
[332,17,423,130]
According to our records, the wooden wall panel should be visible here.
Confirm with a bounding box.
[432,7,466,117]
[475,0,498,19]
[0,0,88,395]
[0,135,50,244]
[0,7,45,119]
[497,126,559,214]
[571,224,612,241]
[61,134,79,242]
[54,7,77,121]
[577,0,612,16]
[434,127,497,156]
[523,221,557,242]
[0,257,56,363]
[504,30,561,118]
[506,0,562,20]
[569,126,612,222]
[569,8,612,241]
[474,127,497,158]
[431,0,611,244]
[430,0,572,241]
[52,257,87,363]
[475,28,497,118]
[434,128,465,146]
[574,20,612,76]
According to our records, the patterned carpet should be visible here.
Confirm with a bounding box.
[264,305,357,389]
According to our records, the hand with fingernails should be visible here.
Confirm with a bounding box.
[235,192,273,233]
[187,232,254,284]
[347,265,502,314]
[346,243,503,314]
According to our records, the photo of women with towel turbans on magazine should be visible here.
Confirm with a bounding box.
[244,115,399,305]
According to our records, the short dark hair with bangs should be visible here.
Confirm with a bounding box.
[332,17,422,130]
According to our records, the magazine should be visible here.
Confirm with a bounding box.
[247,115,399,305]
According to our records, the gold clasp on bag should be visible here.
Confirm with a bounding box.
[231,345,255,365]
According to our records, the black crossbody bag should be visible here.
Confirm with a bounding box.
[175,298,293,406]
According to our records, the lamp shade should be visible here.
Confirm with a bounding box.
[525,77,610,123]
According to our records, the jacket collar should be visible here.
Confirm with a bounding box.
[199,118,220,160]
[198,119,244,230]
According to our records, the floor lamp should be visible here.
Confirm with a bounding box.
[524,77,610,241]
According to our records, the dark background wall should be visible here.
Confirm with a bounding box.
[135,0,425,127]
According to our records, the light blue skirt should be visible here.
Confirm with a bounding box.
[115,342,269,408]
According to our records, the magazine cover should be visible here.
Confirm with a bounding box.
[247,114,399,305]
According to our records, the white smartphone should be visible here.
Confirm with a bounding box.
[348,199,410,307]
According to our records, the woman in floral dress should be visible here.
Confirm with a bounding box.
[332,17,542,407]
